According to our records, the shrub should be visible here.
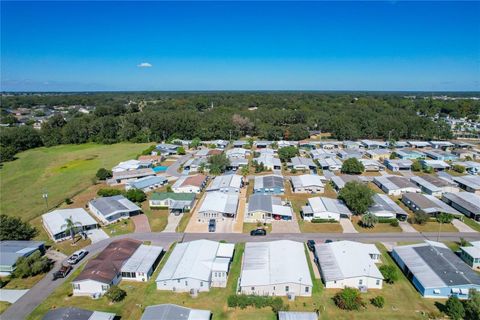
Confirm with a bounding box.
[65,198,73,205]
[12,251,53,278]
[411,160,422,172]
[105,285,126,302]
[445,296,465,320]
[371,295,385,308]
[97,188,122,197]
[413,211,430,225]
[436,212,453,224]
[390,219,399,227]
[379,265,399,284]
[96,168,112,180]
[227,295,285,312]
[177,146,186,155]
[311,218,338,223]
[124,189,146,203]
[452,164,465,174]
[361,213,378,228]
[333,287,364,310]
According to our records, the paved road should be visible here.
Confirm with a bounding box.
[166,154,191,177]
[5,231,480,320]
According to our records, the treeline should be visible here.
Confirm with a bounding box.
[0,92,468,163]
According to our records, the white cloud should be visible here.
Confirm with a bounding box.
[137,62,153,68]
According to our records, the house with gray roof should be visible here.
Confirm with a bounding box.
[360,140,387,149]
[278,312,318,320]
[0,241,45,275]
[453,161,480,175]
[373,175,421,196]
[88,195,141,224]
[392,241,480,298]
[310,149,336,160]
[42,307,115,320]
[141,304,211,320]
[254,154,281,171]
[245,194,293,222]
[384,159,412,172]
[424,150,458,161]
[156,240,234,292]
[290,174,324,193]
[359,159,384,172]
[198,191,239,221]
[402,193,461,217]
[395,149,426,160]
[337,149,363,160]
[301,196,351,221]
[420,159,450,172]
[288,156,317,171]
[182,157,208,173]
[232,140,248,148]
[369,194,408,219]
[149,192,196,214]
[206,174,242,193]
[125,175,168,192]
[410,175,460,196]
[254,174,284,194]
[318,157,342,171]
[239,240,312,297]
[108,168,156,185]
[331,175,367,191]
[453,175,480,194]
[442,192,480,221]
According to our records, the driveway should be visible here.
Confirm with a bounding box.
[163,213,182,232]
[452,219,478,233]
[132,214,151,233]
[86,229,109,243]
[399,170,414,178]
[399,221,418,233]
[0,289,29,303]
[340,218,358,233]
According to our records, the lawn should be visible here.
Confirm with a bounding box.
[242,222,271,234]
[1,272,46,289]
[462,217,480,232]
[142,203,168,232]
[176,211,193,232]
[411,221,458,233]
[0,142,150,222]
[0,302,11,315]
[103,218,135,236]
[352,216,403,233]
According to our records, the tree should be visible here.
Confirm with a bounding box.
[0,214,38,241]
[413,211,429,225]
[177,146,186,155]
[338,181,374,215]
[333,287,364,310]
[464,289,480,320]
[389,152,397,160]
[277,146,299,162]
[61,216,82,242]
[452,164,465,174]
[445,296,465,320]
[12,251,52,278]
[361,213,378,228]
[371,296,385,308]
[341,158,365,175]
[105,285,126,302]
[208,154,230,175]
[436,212,453,224]
[379,265,399,284]
[96,168,113,180]
[241,165,249,183]
[411,160,422,172]
[423,166,433,174]
[124,189,146,203]
[190,137,201,149]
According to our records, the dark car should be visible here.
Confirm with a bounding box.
[208,219,216,232]
[325,239,333,243]
[250,228,267,236]
[52,264,72,280]
[307,240,316,252]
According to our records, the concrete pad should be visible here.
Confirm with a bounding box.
[86,228,110,243]
[399,221,419,233]
[132,214,151,233]
[340,218,358,233]
[163,213,182,232]
[452,219,478,233]
[0,289,29,303]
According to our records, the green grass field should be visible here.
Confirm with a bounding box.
[0,143,150,222]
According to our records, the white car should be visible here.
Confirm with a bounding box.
[67,249,88,265]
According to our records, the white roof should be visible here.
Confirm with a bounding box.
[255,154,281,168]
[318,158,342,168]
[290,175,324,188]
[198,192,239,215]
[207,174,242,192]
[305,197,352,217]
[240,240,312,287]
[42,208,97,237]
[156,240,226,282]
[212,257,230,272]
[112,159,150,172]
[421,160,450,168]
[217,243,235,258]
[461,241,480,259]
[121,244,163,274]
[315,241,383,282]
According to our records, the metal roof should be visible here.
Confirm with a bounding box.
[384,159,413,168]
[393,241,480,288]
[315,241,383,282]
[156,240,226,282]
[254,174,284,189]
[42,307,116,320]
[421,160,450,169]
[121,244,163,274]
[318,157,342,168]
[290,157,317,168]
[207,174,242,192]
[374,175,419,191]
[305,197,352,217]
[410,175,451,193]
[127,176,167,189]
[278,311,318,320]
[198,191,239,215]
[42,208,97,237]
[330,175,364,189]
[369,194,407,217]
[247,194,292,217]
[442,192,480,214]
[254,154,281,168]
[290,174,324,189]
[403,193,460,215]
[151,192,195,201]
[461,242,480,259]
[0,241,44,268]
[141,304,211,320]
[240,240,312,287]
[89,196,141,218]
[453,175,480,190]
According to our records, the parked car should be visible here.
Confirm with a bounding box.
[307,240,316,252]
[208,219,216,232]
[67,249,88,265]
[52,264,72,280]
[325,239,333,243]
[250,228,267,236]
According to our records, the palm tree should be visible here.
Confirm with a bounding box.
[361,213,378,228]
[61,216,82,243]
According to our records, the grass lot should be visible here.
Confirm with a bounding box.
[142,203,168,232]
[367,182,383,194]
[176,211,192,232]
[242,222,271,234]
[411,221,458,233]
[103,218,135,236]
[352,216,403,233]
[1,273,46,289]
[0,143,150,222]
[0,302,11,315]
[462,217,480,232]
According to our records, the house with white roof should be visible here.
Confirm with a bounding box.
[359,159,384,172]
[254,154,281,171]
[453,175,480,194]
[315,241,383,289]
[318,158,342,171]
[156,240,234,292]
[331,175,367,191]
[290,174,324,193]
[197,191,239,221]
[301,197,352,221]
[407,141,431,148]
[182,157,208,173]
[288,157,317,171]
[245,194,293,222]
[373,175,421,196]
[337,149,364,160]
[206,174,242,193]
[278,312,318,320]
[88,195,141,224]
[226,148,250,159]
[125,176,168,192]
[42,208,98,242]
[112,159,152,173]
[368,194,408,219]
[420,160,450,172]
[310,149,336,160]
[239,240,312,297]
[460,241,480,270]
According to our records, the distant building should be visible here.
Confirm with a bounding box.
[402,193,461,217]
[407,141,431,149]
[245,194,293,222]
[239,240,312,297]
[392,241,480,298]
[42,208,98,242]
[290,174,324,193]
[424,150,458,161]
[359,159,384,172]
[459,241,480,270]
[337,149,364,160]
[140,304,211,320]
[88,195,141,224]
[310,149,336,160]
[301,197,351,221]
[384,159,412,172]
[253,174,284,194]
[108,168,156,185]
[156,240,234,292]
[0,241,45,275]
[361,140,387,149]
[373,176,421,196]
[226,147,250,159]
[366,149,391,160]
[112,159,152,173]
[315,241,383,289]
[395,149,426,160]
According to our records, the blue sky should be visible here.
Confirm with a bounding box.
[1,1,479,91]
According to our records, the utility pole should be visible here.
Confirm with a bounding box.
[42,191,49,210]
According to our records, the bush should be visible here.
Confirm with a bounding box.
[311,218,338,223]
[390,220,399,227]
[177,146,186,155]
[105,285,126,302]
[65,198,73,205]
[124,189,146,203]
[452,164,465,174]
[445,296,465,320]
[379,265,399,284]
[361,213,378,228]
[333,287,364,310]
[413,211,430,225]
[411,160,422,172]
[436,212,453,224]
[96,168,113,180]
[371,295,385,308]
[341,158,364,175]
[0,214,38,241]
[97,188,122,197]
[227,295,285,312]
[12,251,53,278]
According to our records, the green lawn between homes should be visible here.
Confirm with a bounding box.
[27,242,445,320]
[0,301,11,315]
[0,142,151,223]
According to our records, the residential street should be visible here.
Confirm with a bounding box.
[165,154,191,178]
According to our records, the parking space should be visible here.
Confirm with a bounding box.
[86,229,110,243]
